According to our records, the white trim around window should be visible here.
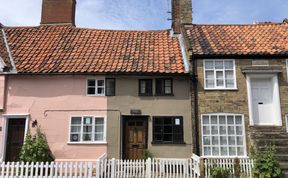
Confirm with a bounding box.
[86,79,105,96]
[68,116,107,144]
[201,113,247,158]
[203,59,237,90]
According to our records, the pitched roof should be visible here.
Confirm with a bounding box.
[2,25,185,74]
[0,28,13,69]
[185,23,288,57]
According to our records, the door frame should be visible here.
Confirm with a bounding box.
[122,115,149,159]
[1,114,30,162]
[246,74,282,126]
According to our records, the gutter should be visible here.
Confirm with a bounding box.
[1,28,17,74]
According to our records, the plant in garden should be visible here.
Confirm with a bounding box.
[251,144,282,178]
[20,127,54,162]
[210,165,231,178]
[142,149,153,160]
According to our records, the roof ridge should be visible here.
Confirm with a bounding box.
[185,23,288,27]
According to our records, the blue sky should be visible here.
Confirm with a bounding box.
[0,0,287,30]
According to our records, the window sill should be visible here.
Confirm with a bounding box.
[154,94,174,96]
[204,88,238,91]
[67,141,107,145]
[86,94,106,97]
[139,94,153,97]
[201,156,248,159]
[151,141,186,145]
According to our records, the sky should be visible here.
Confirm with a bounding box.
[0,0,287,30]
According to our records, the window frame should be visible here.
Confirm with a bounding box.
[68,116,107,144]
[203,59,237,90]
[286,59,288,83]
[155,78,174,96]
[201,113,247,158]
[152,116,184,144]
[138,79,153,96]
[286,115,288,133]
[105,78,116,96]
[86,79,106,96]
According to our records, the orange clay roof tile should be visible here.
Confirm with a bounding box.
[185,23,288,57]
[3,25,185,74]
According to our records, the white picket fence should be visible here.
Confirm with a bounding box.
[204,158,254,178]
[0,155,200,178]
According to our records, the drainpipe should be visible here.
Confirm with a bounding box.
[191,55,200,155]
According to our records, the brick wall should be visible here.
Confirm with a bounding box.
[196,58,288,156]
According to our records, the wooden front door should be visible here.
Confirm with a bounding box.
[6,118,26,162]
[123,117,147,160]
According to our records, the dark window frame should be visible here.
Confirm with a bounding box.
[155,78,173,96]
[152,116,184,144]
[138,79,153,96]
[105,78,116,96]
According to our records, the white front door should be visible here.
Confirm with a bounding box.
[251,78,275,125]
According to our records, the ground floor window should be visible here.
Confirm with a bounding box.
[152,116,184,144]
[69,116,105,143]
[201,114,245,157]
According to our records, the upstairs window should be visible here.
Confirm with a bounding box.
[156,78,173,95]
[204,60,236,89]
[139,79,153,96]
[87,78,115,96]
[70,116,105,143]
[153,116,184,144]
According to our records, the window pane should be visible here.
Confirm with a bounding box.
[165,86,172,94]
[216,79,224,87]
[164,125,173,133]
[220,126,226,135]
[84,117,92,124]
[205,61,214,69]
[83,126,92,132]
[97,88,104,95]
[140,81,146,94]
[211,116,218,124]
[236,126,243,135]
[211,126,218,135]
[237,147,244,156]
[206,80,215,88]
[71,126,81,132]
[229,147,236,156]
[205,71,214,79]
[237,136,244,145]
[228,126,235,135]
[228,136,236,145]
[225,70,234,79]
[235,116,242,124]
[203,116,210,124]
[212,136,219,145]
[83,134,92,141]
[165,79,171,87]
[225,79,235,88]
[95,133,103,141]
[220,136,227,145]
[212,147,219,156]
[87,87,95,95]
[106,79,115,96]
[203,126,210,135]
[70,134,80,142]
[95,117,104,125]
[203,136,210,145]
[225,61,234,69]
[71,117,82,124]
[95,125,104,132]
[219,116,226,124]
[227,116,234,124]
[216,71,224,79]
[97,80,104,86]
[87,80,96,86]
[163,134,173,142]
[204,147,211,156]
[221,147,228,156]
[215,61,223,69]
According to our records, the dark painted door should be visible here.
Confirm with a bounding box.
[6,119,26,162]
[124,117,147,160]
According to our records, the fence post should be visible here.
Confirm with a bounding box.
[146,158,152,178]
[95,160,100,178]
[234,158,240,178]
[200,158,205,178]
[111,158,116,178]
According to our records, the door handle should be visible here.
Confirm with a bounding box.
[131,144,139,148]
[258,102,263,105]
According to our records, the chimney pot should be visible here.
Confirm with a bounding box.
[41,0,76,26]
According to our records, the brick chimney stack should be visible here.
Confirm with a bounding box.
[41,0,76,26]
[171,0,192,34]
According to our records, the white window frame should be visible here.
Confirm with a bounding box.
[286,115,288,133]
[86,79,105,96]
[286,59,288,82]
[203,59,237,90]
[68,116,107,144]
[201,113,247,158]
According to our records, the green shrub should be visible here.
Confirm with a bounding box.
[142,149,153,160]
[251,144,282,178]
[20,127,54,162]
[210,165,231,178]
